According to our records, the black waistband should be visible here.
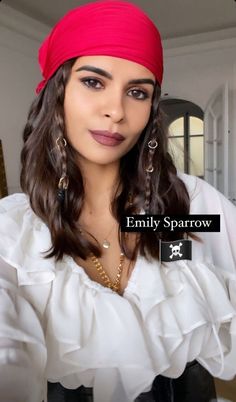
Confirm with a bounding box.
[47,361,216,402]
[47,383,155,402]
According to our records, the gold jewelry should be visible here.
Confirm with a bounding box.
[103,194,133,247]
[90,252,125,293]
[102,239,111,249]
[79,223,116,249]
[58,174,69,190]
[102,223,116,249]
[81,194,133,249]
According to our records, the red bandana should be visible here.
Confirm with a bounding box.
[36,0,163,94]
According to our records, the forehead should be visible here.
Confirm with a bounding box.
[72,55,156,80]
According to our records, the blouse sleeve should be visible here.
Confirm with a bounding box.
[188,175,236,275]
[0,194,53,402]
[181,174,236,378]
[0,256,47,402]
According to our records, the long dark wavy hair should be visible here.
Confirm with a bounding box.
[21,58,201,262]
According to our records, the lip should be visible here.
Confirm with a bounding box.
[89,130,125,146]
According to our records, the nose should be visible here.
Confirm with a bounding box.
[102,90,125,123]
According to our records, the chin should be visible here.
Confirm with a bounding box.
[77,153,121,166]
[93,157,121,166]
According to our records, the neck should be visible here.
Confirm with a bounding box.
[79,159,121,216]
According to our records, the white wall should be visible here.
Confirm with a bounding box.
[0,4,48,193]
[0,3,235,198]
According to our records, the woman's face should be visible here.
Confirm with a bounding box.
[64,55,155,166]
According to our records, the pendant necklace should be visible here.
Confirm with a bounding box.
[102,239,110,249]
[102,193,133,249]
[79,222,116,249]
[102,222,116,249]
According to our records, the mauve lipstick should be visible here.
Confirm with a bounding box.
[89,130,125,146]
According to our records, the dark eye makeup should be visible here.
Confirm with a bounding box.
[79,77,150,100]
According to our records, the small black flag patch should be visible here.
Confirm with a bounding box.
[160,239,192,262]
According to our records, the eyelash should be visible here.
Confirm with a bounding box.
[80,77,150,100]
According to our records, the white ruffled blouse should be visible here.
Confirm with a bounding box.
[0,173,236,402]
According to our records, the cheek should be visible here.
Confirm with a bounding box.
[64,81,93,116]
[64,96,89,140]
[64,89,75,127]
[64,92,83,121]
[131,103,152,133]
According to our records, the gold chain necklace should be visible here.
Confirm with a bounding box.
[90,252,125,293]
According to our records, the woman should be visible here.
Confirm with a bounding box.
[0,1,235,401]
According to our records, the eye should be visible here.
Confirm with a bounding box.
[128,88,149,100]
[80,77,103,89]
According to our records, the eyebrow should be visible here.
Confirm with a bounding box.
[75,65,155,87]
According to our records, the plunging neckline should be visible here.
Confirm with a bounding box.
[63,253,141,296]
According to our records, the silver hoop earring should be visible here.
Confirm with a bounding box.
[145,166,154,173]
[144,138,158,213]
[148,139,158,149]
[56,137,67,150]
[56,136,69,203]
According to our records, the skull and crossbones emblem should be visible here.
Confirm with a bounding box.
[169,242,183,259]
